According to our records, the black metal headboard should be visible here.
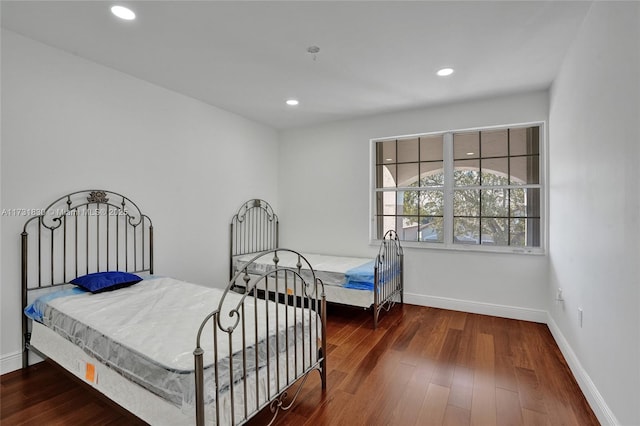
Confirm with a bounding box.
[21,189,153,367]
[229,199,278,278]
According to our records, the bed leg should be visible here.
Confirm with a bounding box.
[320,348,327,390]
[400,254,404,305]
[22,332,30,369]
[320,293,327,390]
[194,347,205,426]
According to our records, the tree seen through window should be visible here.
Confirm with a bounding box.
[374,125,542,249]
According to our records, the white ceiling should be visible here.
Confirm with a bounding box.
[1,1,591,129]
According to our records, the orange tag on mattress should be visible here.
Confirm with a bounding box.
[85,363,96,383]
[286,288,294,295]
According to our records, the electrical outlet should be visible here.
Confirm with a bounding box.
[578,307,583,327]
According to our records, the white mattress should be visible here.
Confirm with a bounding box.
[322,283,373,308]
[31,322,190,425]
[30,276,319,424]
[234,252,376,307]
[234,252,371,287]
[31,321,315,426]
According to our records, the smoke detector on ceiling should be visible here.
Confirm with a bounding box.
[307,46,320,61]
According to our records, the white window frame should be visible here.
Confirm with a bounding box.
[369,121,547,255]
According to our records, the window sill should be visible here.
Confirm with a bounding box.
[369,240,545,255]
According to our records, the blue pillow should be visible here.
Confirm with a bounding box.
[70,271,142,293]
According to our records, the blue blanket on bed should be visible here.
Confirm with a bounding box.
[24,287,87,322]
[344,260,376,290]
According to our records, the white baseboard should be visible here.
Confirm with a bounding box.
[1,350,44,375]
[405,292,548,323]
[1,350,23,375]
[546,314,619,426]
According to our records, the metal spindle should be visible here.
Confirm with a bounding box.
[242,304,248,420]
[194,347,204,426]
[228,333,235,425]
[253,286,259,405]
[21,231,28,368]
[134,224,137,271]
[125,217,128,271]
[96,203,100,271]
[107,209,110,270]
[293,275,298,375]
[38,218,41,287]
[63,215,67,282]
[75,214,78,278]
[321,290,327,389]
[245,210,249,255]
[149,225,154,274]
[214,322,220,426]
[85,211,89,275]
[265,274,271,399]
[141,220,144,272]
[307,290,311,367]
[116,211,120,270]
[374,256,380,329]
[50,228,54,285]
[285,272,290,384]
[275,269,280,391]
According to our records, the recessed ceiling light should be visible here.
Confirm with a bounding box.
[466,152,475,156]
[111,5,136,20]
[386,158,393,161]
[437,67,454,77]
[286,99,299,106]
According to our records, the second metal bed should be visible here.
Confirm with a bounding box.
[230,199,403,328]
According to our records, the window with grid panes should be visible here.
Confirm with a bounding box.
[373,124,543,252]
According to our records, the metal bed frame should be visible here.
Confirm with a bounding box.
[229,199,403,328]
[21,189,154,369]
[21,190,327,426]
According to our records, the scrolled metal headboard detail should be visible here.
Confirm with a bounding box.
[86,190,109,203]
[230,198,279,278]
[21,189,153,367]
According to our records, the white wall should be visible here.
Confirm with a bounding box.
[548,2,640,425]
[1,30,279,372]
[279,91,549,320]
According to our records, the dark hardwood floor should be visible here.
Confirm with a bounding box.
[1,304,599,425]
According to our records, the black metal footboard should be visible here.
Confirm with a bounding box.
[194,249,327,426]
[373,230,404,328]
